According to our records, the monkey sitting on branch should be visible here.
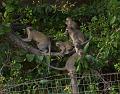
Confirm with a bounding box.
[22,27,51,54]
[65,17,89,55]
[56,41,74,54]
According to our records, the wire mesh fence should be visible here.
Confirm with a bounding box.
[1,72,120,94]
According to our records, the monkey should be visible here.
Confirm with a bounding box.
[22,27,51,54]
[66,26,89,45]
[65,17,79,29]
[65,17,90,55]
[65,26,85,55]
[56,41,74,54]
[65,26,85,43]
[65,17,85,43]
[46,50,83,72]
[46,52,83,94]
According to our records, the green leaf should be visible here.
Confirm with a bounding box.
[3,11,7,18]
[76,64,81,72]
[83,61,88,69]
[13,56,25,63]
[0,24,11,35]
[6,6,14,13]
[26,54,35,62]
[44,56,51,63]
[85,55,93,61]
[83,42,90,53]
[85,55,97,63]
[91,16,98,22]
[110,16,116,25]
[35,55,44,63]
[14,63,21,70]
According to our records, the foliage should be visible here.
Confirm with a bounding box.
[0,23,11,35]
[0,0,120,93]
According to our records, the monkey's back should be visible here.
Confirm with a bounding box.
[76,30,85,42]
[71,29,85,43]
[65,53,79,72]
[32,31,50,44]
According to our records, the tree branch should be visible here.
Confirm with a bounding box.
[7,32,74,56]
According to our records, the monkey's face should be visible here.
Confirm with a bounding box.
[65,17,72,25]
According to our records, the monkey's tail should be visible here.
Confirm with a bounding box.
[81,37,92,45]
[46,64,66,71]
[48,39,51,56]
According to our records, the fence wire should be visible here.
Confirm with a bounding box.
[1,72,120,94]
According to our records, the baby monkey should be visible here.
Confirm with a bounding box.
[56,41,74,54]
[22,27,51,54]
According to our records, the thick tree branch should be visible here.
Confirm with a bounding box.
[7,32,74,56]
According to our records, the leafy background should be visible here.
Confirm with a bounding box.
[0,0,120,92]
